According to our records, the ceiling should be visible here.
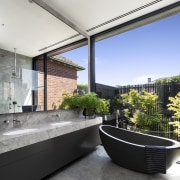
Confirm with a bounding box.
[0,0,179,57]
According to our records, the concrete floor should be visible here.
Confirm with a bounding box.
[44,145,180,180]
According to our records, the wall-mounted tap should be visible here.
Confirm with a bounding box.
[13,119,22,128]
[12,101,17,113]
[4,120,10,124]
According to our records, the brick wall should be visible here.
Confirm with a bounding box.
[37,58,44,111]
[37,58,77,110]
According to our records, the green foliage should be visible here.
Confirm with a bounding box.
[77,84,88,94]
[59,93,82,112]
[121,89,143,112]
[131,110,161,130]
[59,92,110,116]
[80,93,99,115]
[121,89,161,129]
[97,98,110,115]
[167,92,180,119]
[167,92,180,138]
[121,89,158,112]
[109,97,123,113]
[154,74,180,84]
[169,121,180,138]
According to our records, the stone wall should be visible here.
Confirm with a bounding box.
[0,48,32,69]
[0,109,81,131]
[0,48,32,114]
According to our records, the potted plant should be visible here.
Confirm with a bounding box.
[80,93,99,118]
[59,93,82,112]
[59,92,110,119]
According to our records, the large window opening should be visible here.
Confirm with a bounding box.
[61,46,88,85]
[95,14,180,86]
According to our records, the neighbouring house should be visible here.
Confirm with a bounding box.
[37,55,85,110]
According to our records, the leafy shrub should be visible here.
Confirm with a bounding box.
[167,92,180,138]
[109,97,123,113]
[77,84,88,94]
[121,89,161,129]
[59,93,82,111]
[167,92,180,119]
[154,74,180,84]
[59,92,110,116]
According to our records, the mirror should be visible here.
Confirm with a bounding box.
[0,45,87,115]
[0,0,86,115]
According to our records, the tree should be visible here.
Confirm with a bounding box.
[77,84,88,94]
[121,89,161,130]
[167,92,180,118]
[154,74,180,84]
[167,92,180,138]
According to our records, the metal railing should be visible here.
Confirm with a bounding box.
[125,117,180,141]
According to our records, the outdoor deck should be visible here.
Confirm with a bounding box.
[44,145,180,180]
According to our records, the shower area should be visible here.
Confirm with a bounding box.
[0,48,44,114]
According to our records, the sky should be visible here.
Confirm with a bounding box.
[61,14,180,87]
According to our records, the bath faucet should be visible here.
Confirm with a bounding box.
[13,119,22,128]
[116,110,120,128]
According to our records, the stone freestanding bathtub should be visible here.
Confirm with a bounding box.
[99,125,180,174]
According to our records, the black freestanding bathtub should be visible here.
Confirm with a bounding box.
[99,125,180,174]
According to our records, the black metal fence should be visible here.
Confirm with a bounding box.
[127,117,180,141]
[95,83,117,99]
[118,82,180,115]
[118,83,180,141]
[98,82,180,141]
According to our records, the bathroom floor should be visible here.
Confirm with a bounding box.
[44,145,180,180]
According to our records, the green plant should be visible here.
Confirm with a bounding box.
[59,92,110,116]
[77,84,88,94]
[154,74,180,84]
[167,92,180,138]
[59,93,82,112]
[167,92,180,119]
[80,93,99,115]
[109,97,123,113]
[131,110,161,130]
[121,89,161,129]
[97,98,110,115]
[169,120,180,139]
